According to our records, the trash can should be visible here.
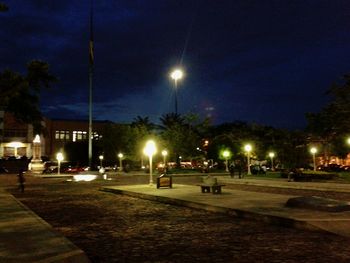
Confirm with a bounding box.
[156,174,172,189]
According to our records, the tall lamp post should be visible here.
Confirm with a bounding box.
[222,150,231,172]
[268,152,275,171]
[310,147,317,171]
[244,144,252,175]
[56,152,64,175]
[170,69,183,114]
[118,153,124,172]
[144,140,157,185]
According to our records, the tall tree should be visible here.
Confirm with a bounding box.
[306,74,350,158]
[0,60,57,133]
[159,113,203,166]
[131,116,155,132]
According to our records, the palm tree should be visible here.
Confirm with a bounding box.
[159,113,184,130]
[131,116,154,132]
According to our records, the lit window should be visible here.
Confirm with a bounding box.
[73,131,88,142]
[55,131,70,140]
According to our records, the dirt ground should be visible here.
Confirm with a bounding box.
[2,173,350,263]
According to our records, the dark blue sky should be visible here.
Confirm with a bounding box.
[1,1,350,129]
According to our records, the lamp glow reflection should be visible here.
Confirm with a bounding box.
[144,140,157,185]
[73,174,97,182]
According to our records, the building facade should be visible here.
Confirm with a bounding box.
[0,111,110,161]
[0,111,35,158]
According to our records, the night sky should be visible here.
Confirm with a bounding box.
[1,1,350,129]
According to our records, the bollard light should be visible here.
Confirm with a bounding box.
[244,144,252,175]
[222,150,231,172]
[56,152,64,175]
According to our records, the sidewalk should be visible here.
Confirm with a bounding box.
[0,188,90,263]
[102,182,350,238]
[218,176,350,193]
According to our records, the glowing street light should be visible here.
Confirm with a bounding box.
[170,68,184,114]
[244,144,252,175]
[347,137,350,145]
[143,140,157,185]
[56,152,64,175]
[118,153,124,172]
[268,152,275,171]
[310,147,317,171]
[99,155,104,168]
[222,150,231,172]
[162,150,168,166]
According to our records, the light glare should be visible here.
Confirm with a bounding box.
[170,69,183,80]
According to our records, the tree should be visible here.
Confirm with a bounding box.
[131,116,155,132]
[159,113,204,166]
[0,3,8,12]
[306,74,350,159]
[0,60,57,133]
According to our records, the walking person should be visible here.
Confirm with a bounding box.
[18,169,25,193]
[229,162,235,178]
[236,160,242,179]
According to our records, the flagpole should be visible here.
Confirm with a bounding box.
[88,2,93,169]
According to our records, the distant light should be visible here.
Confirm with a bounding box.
[170,69,183,81]
[118,153,124,158]
[56,152,64,162]
[310,147,317,154]
[244,144,252,152]
[223,150,230,158]
[162,150,168,156]
[99,155,104,160]
[8,142,23,148]
[269,152,275,158]
[143,140,157,156]
[33,135,41,143]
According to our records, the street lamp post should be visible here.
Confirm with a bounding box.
[118,153,123,172]
[244,144,252,175]
[223,150,230,172]
[162,150,168,167]
[99,155,104,169]
[170,69,183,114]
[143,140,157,185]
[56,152,64,175]
[310,147,317,171]
[268,152,275,171]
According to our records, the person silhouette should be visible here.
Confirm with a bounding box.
[18,169,25,193]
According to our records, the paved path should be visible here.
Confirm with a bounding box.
[218,176,350,193]
[102,183,350,238]
[0,188,90,263]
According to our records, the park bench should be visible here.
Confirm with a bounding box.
[197,175,225,194]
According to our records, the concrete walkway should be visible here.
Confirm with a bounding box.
[0,188,90,263]
[102,182,350,238]
[218,176,350,193]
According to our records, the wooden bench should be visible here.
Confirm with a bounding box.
[197,176,225,194]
